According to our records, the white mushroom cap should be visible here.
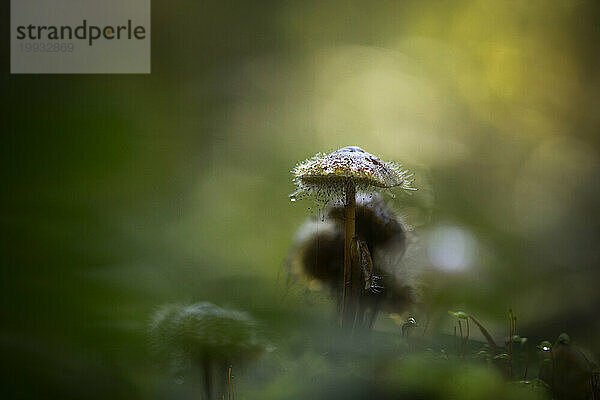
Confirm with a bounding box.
[291,146,415,202]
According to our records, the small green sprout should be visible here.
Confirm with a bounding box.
[506,335,527,346]
[448,311,469,319]
[448,311,470,357]
[537,341,552,352]
[557,332,570,345]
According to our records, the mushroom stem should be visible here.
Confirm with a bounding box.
[202,358,213,400]
[341,181,356,328]
[202,359,228,400]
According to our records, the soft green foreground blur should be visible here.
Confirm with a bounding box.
[2,0,600,398]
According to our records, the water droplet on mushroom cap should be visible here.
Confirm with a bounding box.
[332,146,366,154]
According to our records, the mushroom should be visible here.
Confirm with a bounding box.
[149,302,266,400]
[291,146,415,328]
[550,333,593,400]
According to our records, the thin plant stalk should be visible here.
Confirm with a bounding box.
[458,319,465,358]
[421,314,430,337]
[353,239,374,332]
[465,318,470,355]
[454,326,457,353]
[228,366,232,400]
[508,309,515,379]
[341,181,356,328]
[458,320,464,358]
[469,315,498,353]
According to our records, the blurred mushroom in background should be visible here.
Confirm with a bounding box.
[149,302,267,400]
[551,333,593,400]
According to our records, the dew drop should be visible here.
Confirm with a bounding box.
[290,197,296,202]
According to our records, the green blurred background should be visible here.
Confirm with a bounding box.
[2,0,600,398]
